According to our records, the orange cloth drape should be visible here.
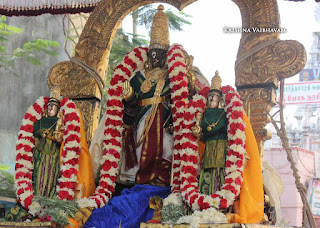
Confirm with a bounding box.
[198,140,205,165]
[66,218,79,228]
[76,110,96,197]
[60,110,96,198]
[233,113,264,223]
[60,111,96,228]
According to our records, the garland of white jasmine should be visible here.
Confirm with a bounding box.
[179,86,246,211]
[15,96,81,214]
[78,44,189,208]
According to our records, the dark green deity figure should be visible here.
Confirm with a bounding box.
[6,94,64,221]
[32,98,63,198]
[192,72,228,195]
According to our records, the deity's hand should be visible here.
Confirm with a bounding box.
[191,125,202,139]
[244,152,250,167]
[53,130,63,143]
[54,112,64,143]
[74,207,94,227]
[122,80,133,101]
[192,112,202,138]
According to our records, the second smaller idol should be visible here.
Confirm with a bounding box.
[192,71,229,196]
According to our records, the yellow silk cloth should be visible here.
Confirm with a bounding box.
[233,114,264,223]
[59,111,96,228]
[59,110,96,198]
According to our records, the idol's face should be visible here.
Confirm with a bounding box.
[47,103,59,117]
[149,48,167,68]
[207,93,220,109]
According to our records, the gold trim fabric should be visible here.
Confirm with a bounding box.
[203,140,227,169]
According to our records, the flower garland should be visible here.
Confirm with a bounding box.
[15,96,81,212]
[179,85,246,211]
[78,44,189,208]
[78,47,148,208]
[162,87,209,208]
[167,44,189,194]
[177,207,227,228]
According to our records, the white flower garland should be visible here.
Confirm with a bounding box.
[15,96,81,214]
[167,44,189,194]
[177,207,227,228]
[163,87,209,207]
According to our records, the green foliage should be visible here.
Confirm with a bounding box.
[11,39,60,66]
[166,10,192,32]
[99,28,148,117]
[161,203,185,224]
[0,16,60,75]
[0,15,23,37]
[34,196,79,226]
[0,170,15,198]
[108,28,148,77]
[135,5,192,34]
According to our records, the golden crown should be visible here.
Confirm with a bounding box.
[149,5,169,50]
[210,71,222,96]
[50,86,61,100]
[49,86,61,107]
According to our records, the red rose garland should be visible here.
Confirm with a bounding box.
[79,47,149,208]
[180,85,246,211]
[56,99,81,201]
[162,87,209,206]
[78,44,189,208]
[15,96,81,211]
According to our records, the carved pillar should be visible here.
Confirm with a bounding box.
[232,0,306,155]
[238,87,275,154]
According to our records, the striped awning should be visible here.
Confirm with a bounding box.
[0,0,318,16]
[0,0,101,16]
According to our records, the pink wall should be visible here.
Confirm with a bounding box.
[264,147,315,226]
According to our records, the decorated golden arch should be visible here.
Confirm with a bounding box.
[46,0,306,154]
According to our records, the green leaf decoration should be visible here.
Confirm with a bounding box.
[0,170,15,198]
[0,45,6,53]
[34,196,79,226]
[25,56,42,66]
[0,15,60,72]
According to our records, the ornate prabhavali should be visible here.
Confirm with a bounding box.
[47,0,306,154]
[232,0,306,155]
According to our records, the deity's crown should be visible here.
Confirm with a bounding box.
[49,86,61,108]
[210,71,222,96]
[149,5,169,51]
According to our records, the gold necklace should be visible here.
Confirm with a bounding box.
[204,110,225,131]
[140,68,168,94]
[40,118,58,138]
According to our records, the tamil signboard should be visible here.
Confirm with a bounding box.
[316,152,320,179]
[299,69,320,82]
[277,81,320,105]
[307,178,320,215]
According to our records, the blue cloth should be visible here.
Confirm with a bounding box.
[84,184,171,228]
